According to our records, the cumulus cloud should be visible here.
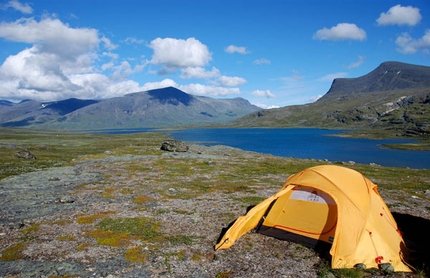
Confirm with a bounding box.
[217,76,246,87]
[253,58,271,65]
[225,45,250,54]
[179,66,246,90]
[101,36,117,51]
[141,78,178,91]
[313,23,366,41]
[1,0,33,14]
[0,16,148,101]
[111,61,146,81]
[347,56,364,69]
[180,67,220,79]
[70,73,144,99]
[149,37,212,69]
[377,4,422,26]
[0,17,99,59]
[395,30,430,54]
[181,83,241,97]
[255,103,279,109]
[0,14,246,102]
[252,89,275,98]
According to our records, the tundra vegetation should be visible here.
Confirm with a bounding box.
[0,127,429,277]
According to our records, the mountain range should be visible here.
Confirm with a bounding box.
[0,87,261,129]
[232,61,430,137]
[0,61,429,137]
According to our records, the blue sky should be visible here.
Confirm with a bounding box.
[0,0,429,108]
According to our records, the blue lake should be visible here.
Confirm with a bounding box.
[164,128,430,169]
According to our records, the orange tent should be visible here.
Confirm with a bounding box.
[216,165,411,272]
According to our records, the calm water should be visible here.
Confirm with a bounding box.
[166,128,430,169]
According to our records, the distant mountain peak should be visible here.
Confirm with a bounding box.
[0,86,261,129]
[320,61,430,102]
[147,86,194,106]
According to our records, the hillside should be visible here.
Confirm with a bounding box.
[233,61,430,137]
[0,87,261,129]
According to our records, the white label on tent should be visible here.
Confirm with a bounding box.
[290,188,335,205]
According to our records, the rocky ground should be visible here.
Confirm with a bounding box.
[0,143,429,278]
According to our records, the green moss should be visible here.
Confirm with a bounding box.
[332,268,366,278]
[120,187,134,194]
[133,195,154,204]
[96,217,162,242]
[76,211,116,224]
[21,223,40,235]
[173,209,193,215]
[85,229,138,247]
[20,223,41,240]
[0,242,27,261]
[165,235,195,245]
[57,234,76,241]
[124,246,147,263]
[76,243,93,251]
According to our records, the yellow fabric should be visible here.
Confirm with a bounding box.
[215,165,411,272]
[264,187,337,243]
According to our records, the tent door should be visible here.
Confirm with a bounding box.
[258,186,337,248]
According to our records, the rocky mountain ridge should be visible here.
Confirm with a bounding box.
[232,61,430,137]
[319,61,430,102]
[0,87,261,129]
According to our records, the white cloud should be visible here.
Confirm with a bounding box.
[313,23,366,41]
[0,16,149,101]
[319,72,348,81]
[180,66,220,79]
[181,83,241,97]
[0,47,81,98]
[149,37,212,69]
[217,75,246,87]
[310,95,323,102]
[253,58,271,65]
[255,103,279,109]
[101,62,115,71]
[347,56,364,69]
[395,30,430,54]
[225,45,250,54]
[1,0,33,14]
[101,36,117,50]
[252,89,275,98]
[0,15,247,103]
[69,73,146,99]
[102,52,119,60]
[124,37,145,44]
[111,61,133,80]
[141,79,178,91]
[377,4,422,26]
[0,17,99,59]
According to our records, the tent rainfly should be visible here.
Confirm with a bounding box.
[215,165,412,272]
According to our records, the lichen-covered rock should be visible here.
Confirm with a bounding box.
[160,140,189,152]
[13,149,37,159]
